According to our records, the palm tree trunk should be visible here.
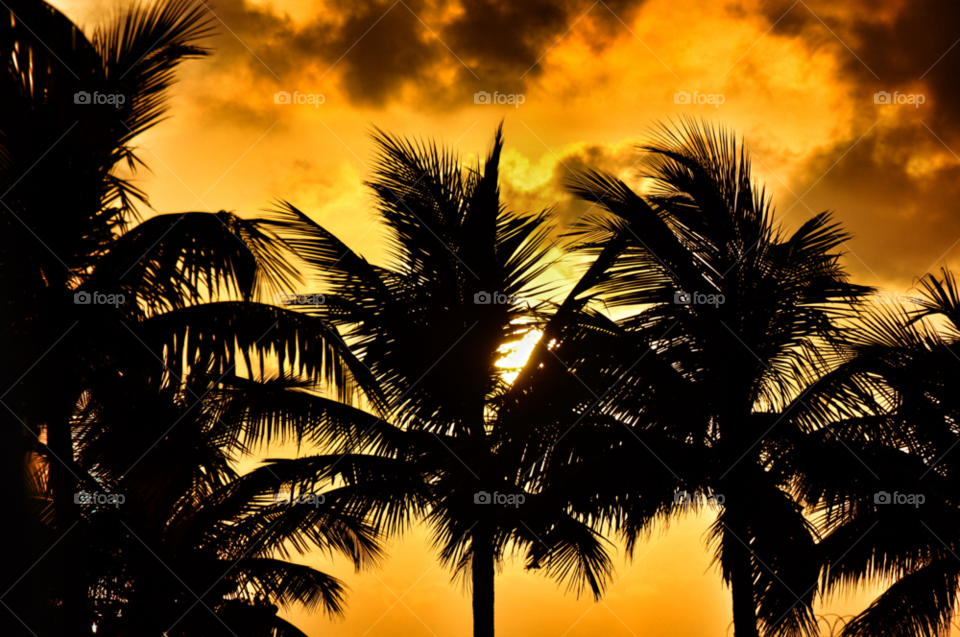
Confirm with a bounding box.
[471,527,495,637]
[0,410,33,637]
[728,518,760,637]
[47,394,87,637]
[731,568,760,637]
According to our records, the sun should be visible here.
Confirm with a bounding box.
[496,329,543,384]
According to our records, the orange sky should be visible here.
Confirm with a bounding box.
[49,0,960,634]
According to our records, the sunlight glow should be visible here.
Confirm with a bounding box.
[496,330,543,384]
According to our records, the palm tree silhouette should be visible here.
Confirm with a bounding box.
[5,2,939,633]
[513,119,872,637]
[2,1,212,631]
[794,268,960,637]
[24,371,380,636]
[2,2,372,634]
[229,126,615,637]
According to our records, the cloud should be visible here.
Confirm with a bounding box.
[728,0,960,286]
[757,0,960,143]
[199,0,649,108]
[773,125,960,287]
[498,137,643,238]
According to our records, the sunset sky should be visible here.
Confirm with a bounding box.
[47,0,960,634]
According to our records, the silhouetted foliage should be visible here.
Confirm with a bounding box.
[2,1,376,635]
[228,125,614,637]
[4,3,959,637]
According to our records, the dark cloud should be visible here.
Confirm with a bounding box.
[444,0,571,94]
[763,124,960,286]
[735,0,960,287]
[757,0,960,146]
[296,0,441,108]
[201,0,647,108]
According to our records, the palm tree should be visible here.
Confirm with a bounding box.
[23,370,379,636]
[1,2,372,633]
[225,125,615,637]
[1,1,212,631]
[790,268,960,637]
[510,119,872,637]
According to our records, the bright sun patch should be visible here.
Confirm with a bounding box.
[496,329,543,384]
